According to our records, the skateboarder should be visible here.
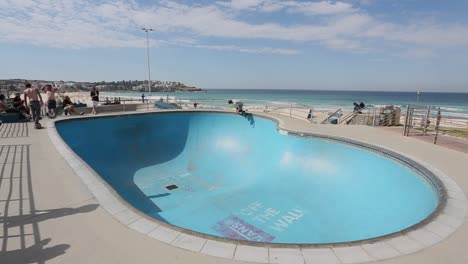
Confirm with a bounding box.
[24,83,44,128]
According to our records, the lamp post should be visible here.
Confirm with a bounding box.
[142,28,154,96]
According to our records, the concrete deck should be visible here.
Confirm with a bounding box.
[1,111,467,264]
[379,126,468,154]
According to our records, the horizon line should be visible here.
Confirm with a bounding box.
[1,78,466,93]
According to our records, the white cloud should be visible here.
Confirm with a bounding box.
[216,0,356,15]
[0,0,467,55]
[190,44,300,55]
[217,0,267,10]
[286,1,356,15]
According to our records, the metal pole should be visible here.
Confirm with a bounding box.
[146,30,151,97]
[372,106,376,127]
[434,108,441,144]
[423,106,430,136]
[403,105,410,136]
[142,28,154,97]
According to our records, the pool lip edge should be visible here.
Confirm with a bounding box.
[48,110,467,262]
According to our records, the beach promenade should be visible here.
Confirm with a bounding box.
[1,110,467,264]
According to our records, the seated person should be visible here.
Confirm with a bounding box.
[228,99,245,114]
[62,96,84,115]
[0,94,32,120]
[0,94,7,111]
[13,93,30,114]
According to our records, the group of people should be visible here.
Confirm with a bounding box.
[0,93,32,121]
[0,83,94,128]
[0,83,44,126]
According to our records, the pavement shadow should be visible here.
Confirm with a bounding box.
[0,238,70,264]
[1,204,99,228]
[0,144,92,264]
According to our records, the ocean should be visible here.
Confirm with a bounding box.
[105,89,468,113]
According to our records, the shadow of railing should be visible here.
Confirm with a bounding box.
[0,144,97,264]
[1,204,99,228]
[0,123,29,138]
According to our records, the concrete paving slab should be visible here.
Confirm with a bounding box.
[234,245,269,263]
[147,226,181,244]
[200,240,237,259]
[128,217,160,235]
[333,246,374,264]
[362,242,400,260]
[171,233,206,252]
[301,248,341,264]
[386,236,424,254]
[269,248,304,264]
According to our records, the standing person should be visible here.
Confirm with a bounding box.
[141,93,145,103]
[44,84,57,118]
[24,83,43,128]
[90,87,99,115]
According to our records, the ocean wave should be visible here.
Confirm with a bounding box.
[100,91,468,118]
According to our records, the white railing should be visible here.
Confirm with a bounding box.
[60,97,315,121]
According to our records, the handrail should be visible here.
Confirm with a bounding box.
[339,111,357,124]
[339,105,375,125]
[321,109,341,124]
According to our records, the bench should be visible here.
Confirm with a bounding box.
[0,112,21,123]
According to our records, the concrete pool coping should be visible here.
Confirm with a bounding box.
[46,109,468,264]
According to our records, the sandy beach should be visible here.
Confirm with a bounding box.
[56,91,467,130]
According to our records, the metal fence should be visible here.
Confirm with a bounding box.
[402,105,468,143]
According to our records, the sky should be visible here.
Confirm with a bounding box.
[1,0,468,92]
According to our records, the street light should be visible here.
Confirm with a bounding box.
[142,28,154,97]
